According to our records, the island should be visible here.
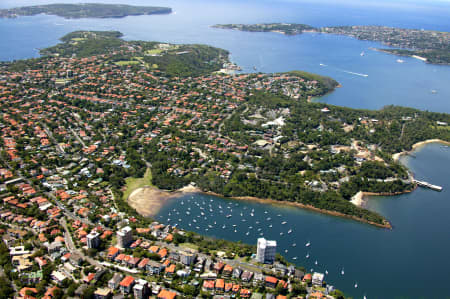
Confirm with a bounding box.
[0,3,172,19]
[213,23,450,65]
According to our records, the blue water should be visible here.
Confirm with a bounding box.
[1,0,450,297]
[1,0,450,111]
[158,143,450,298]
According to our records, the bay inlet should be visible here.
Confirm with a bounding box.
[156,142,450,298]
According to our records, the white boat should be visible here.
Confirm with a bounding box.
[360,51,365,56]
[354,282,358,288]
[306,253,309,258]
[246,232,250,235]
[305,241,311,247]
[234,229,237,233]
[293,257,298,260]
[287,229,292,234]
[222,225,226,229]
[280,232,284,236]
[396,59,404,63]
[292,243,296,247]
[341,268,345,275]
[281,221,287,225]
[250,213,254,217]
[226,214,232,218]
[314,260,318,265]
[325,270,328,275]
[269,224,272,228]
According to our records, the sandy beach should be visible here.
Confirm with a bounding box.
[127,184,201,217]
[127,187,177,217]
[392,139,450,162]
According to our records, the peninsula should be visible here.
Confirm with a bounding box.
[1,31,450,230]
[0,3,172,19]
[213,23,450,65]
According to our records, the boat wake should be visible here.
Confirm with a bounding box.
[341,70,368,77]
[319,63,368,77]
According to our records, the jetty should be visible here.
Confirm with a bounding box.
[413,179,443,191]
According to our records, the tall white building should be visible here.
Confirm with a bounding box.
[256,238,277,264]
[86,231,100,249]
[117,226,133,248]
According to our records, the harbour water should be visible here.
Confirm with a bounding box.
[157,143,450,298]
[1,0,450,297]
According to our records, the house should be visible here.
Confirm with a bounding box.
[202,280,215,292]
[223,264,233,276]
[232,268,242,279]
[133,279,149,299]
[157,289,177,299]
[107,247,119,260]
[94,288,112,299]
[108,273,123,290]
[179,251,195,265]
[165,264,176,276]
[119,276,135,294]
[146,260,163,275]
[312,272,324,286]
[265,276,278,288]
[215,279,225,292]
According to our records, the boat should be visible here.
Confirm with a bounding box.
[341,268,345,275]
[246,232,250,235]
[285,249,288,253]
[396,59,404,63]
[280,232,284,236]
[354,282,358,288]
[314,260,318,265]
[293,257,298,260]
[253,66,257,70]
[234,229,237,233]
[281,221,287,225]
[292,243,296,247]
[305,241,311,247]
[250,213,254,217]
[269,224,272,228]
[360,51,365,56]
[306,253,309,258]
[287,229,292,234]
[226,214,232,218]
[325,270,328,275]
[431,89,437,94]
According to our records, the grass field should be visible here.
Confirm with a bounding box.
[71,38,86,42]
[115,60,140,66]
[122,168,153,200]
[179,243,199,251]
[145,49,163,55]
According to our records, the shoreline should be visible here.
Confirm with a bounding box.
[392,139,450,162]
[129,140,449,228]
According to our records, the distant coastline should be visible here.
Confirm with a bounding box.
[0,3,172,19]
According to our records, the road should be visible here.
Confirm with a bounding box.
[60,218,104,269]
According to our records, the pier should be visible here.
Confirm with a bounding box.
[413,179,443,192]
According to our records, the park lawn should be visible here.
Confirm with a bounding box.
[179,243,199,251]
[115,60,140,66]
[145,48,163,55]
[71,37,86,42]
[122,168,153,200]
